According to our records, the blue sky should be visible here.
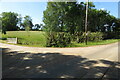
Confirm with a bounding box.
[0,2,47,24]
[94,2,118,17]
[0,2,118,25]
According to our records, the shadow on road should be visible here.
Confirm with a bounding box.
[1,47,120,79]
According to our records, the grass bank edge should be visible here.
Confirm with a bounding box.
[0,39,119,48]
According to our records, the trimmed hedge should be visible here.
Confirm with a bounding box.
[46,32,71,47]
[103,32,120,39]
[87,32,103,41]
[45,32,104,47]
[74,32,103,43]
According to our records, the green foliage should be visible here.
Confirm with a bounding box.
[25,26,30,36]
[113,18,120,38]
[87,32,103,41]
[23,15,33,30]
[73,32,103,43]
[46,31,103,47]
[1,12,19,32]
[43,1,119,47]
[0,18,2,33]
[103,32,119,39]
[25,26,30,31]
[34,24,40,30]
[43,2,118,33]
[17,14,22,30]
[46,32,72,47]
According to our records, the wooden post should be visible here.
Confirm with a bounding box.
[16,37,17,44]
[85,0,88,45]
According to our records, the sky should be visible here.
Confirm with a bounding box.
[0,2,119,25]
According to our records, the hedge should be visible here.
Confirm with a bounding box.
[45,32,104,47]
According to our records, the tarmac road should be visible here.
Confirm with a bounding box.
[0,42,120,79]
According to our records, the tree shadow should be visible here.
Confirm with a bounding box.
[1,47,120,79]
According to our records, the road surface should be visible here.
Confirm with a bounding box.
[0,42,120,79]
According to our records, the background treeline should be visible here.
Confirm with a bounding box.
[0,12,44,34]
[43,1,120,47]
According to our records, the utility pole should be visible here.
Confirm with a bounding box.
[85,0,88,45]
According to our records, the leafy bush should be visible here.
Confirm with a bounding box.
[73,32,85,43]
[103,32,119,39]
[46,31,103,47]
[46,32,72,47]
[74,32,103,43]
[87,32,103,41]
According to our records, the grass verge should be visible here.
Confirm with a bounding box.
[70,39,120,47]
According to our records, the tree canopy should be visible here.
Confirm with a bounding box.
[43,1,120,47]
[1,12,19,34]
[23,15,33,30]
[43,2,119,33]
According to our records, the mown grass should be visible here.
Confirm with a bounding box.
[2,31,46,47]
[1,31,120,47]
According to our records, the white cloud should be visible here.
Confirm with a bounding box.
[100,8,105,10]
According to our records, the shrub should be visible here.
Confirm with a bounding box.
[87,32,103,41]
[103,32,119,39]
[45,31,103,47]
[74,32,103,43]
[46,32,72,47]
[73,32,85,43]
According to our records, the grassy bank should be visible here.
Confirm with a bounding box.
[2,31,46,47]
[1,31,120,47]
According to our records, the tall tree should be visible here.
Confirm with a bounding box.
[23,15,33,30]
[43,1,78,33]
[1,12,19,32]
[34,24,41,30]
[17,14,22,30]
[114,18,120,33]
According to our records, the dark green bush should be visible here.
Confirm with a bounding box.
[45,31,103,47]
[74,32,103,43]
[46,32,72,47]
[103,32,119,39]
[87,32,103,41]
[73,32,85,43]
